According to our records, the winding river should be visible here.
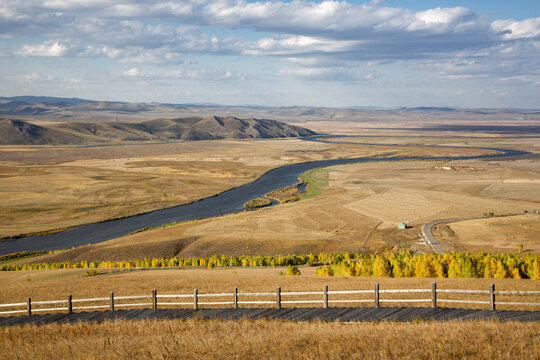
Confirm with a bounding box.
[0,138,529,255]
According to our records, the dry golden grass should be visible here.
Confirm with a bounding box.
[0,131,505,239]
[2,319,539,360]
[1,267,539,311]
[21,148,540,261]
[2,123,539,259]
[433,214,540,253]
[0,138,410,238]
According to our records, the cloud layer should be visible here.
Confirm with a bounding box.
[1,1,539,106]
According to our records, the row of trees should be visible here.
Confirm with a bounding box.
[2,251,539,279]
[315,252,540,279]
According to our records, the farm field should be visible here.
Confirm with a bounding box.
[433,214,540,254]
[1,318,539,360]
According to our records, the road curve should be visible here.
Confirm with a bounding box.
[421,213,531,255]
[421,219,460,255]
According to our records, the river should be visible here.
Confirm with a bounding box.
[0,138,528,255]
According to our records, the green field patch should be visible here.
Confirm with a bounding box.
[299,168,328,200]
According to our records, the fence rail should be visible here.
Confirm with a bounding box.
[1,283,539,317]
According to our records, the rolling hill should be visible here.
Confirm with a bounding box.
[0,116,317,145]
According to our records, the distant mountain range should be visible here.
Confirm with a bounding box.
[0,96,95,104]
[1,96,539,132]
[0,116,317,145]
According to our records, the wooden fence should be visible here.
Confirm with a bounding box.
[1,283,539,317]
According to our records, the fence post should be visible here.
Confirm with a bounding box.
[152,290,157,310]
[110,292,114,312]
[323,285,328,308]
[193,289,198,310]
[431,282,437,308]
[68,294,72,313]
[276,287,281,309]
[233,287,238,309]
[27,297,31,316]
[375,284,379,308]
[489,284,495,310]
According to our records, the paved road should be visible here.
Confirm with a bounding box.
[421,219,461,255]
[421,213,532,255]
[1,307,538,326]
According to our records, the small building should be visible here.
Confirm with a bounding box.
[398,222,407,229]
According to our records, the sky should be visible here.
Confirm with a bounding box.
[1,0,539,108]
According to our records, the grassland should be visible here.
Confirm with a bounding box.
[433,214,540,253]
[2,319,539,360]
[31,149,539,261]
[2,115,540,360]
[0,138,387,238]
[2,117,540,261]
[1,267,538,310]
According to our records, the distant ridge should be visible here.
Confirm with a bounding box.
[0,116,317,145]
[408,107,456,112]
[0,96,94,104]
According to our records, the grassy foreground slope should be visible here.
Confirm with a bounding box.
[2,319,539,360]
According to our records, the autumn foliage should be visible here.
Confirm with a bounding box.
[1,251,539,279]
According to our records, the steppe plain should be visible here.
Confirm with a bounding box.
[2,110,539,260]
[1,104,540,359]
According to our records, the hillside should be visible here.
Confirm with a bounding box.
[0,116,317,145]
[0,119,85,145]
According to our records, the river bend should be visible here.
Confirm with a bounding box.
[0,139,528,254]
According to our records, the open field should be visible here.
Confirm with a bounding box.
[2,119,540,359]
[433,214,540,254]
[0,267,538,310]
[2,318,539,360]
[0,138,390,238]
[32,147,540,261]
[1,116,540,259]
[0,135,496,239]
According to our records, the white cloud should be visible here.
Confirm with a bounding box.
[407,7,476,33]
[1,0,537,67]
[116,66,239,81]
[123,67,140,77]
[245,36,359,56]
[491,17,540,40]
[18,40,70,56]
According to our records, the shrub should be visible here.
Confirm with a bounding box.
[315,265,334,276]
[286,265,301,275]
[243,198,272,210]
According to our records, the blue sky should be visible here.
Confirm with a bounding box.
[1,1,539,108]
